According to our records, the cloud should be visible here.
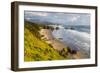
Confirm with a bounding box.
[25,11,48,16]
[25,17,31,20]
[25,11,90,25]
[70,15,80,22]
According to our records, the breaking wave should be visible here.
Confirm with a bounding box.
[52,28,90,53]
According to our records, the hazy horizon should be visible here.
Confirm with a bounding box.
[24,11,90,26]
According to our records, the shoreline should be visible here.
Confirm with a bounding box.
[39,28,89,59]
[39,29,67,51]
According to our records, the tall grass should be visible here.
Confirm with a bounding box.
[24,21,69,62]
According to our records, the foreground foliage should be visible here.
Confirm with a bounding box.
[24,21,70,61]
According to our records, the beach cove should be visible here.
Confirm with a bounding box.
[39,28,87,59]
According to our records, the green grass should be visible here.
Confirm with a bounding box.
[24,21,70,62]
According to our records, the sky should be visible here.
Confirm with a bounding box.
[24,11,90,26]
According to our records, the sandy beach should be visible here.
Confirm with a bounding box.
[39,29,67,51]
[39,28,89,59]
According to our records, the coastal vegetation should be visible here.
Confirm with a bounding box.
[24,21,70,61]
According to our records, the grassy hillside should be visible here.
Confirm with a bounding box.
[24,21,69,62]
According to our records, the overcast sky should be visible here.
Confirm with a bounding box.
[24,11,90,26]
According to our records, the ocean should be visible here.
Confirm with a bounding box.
[52,25,90,56]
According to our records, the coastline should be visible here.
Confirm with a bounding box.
[39,29,67,51]
[39,28,89,59]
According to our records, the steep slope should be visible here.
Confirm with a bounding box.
[24,21,69,61]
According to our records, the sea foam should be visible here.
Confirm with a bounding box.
[52,28,90,52]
